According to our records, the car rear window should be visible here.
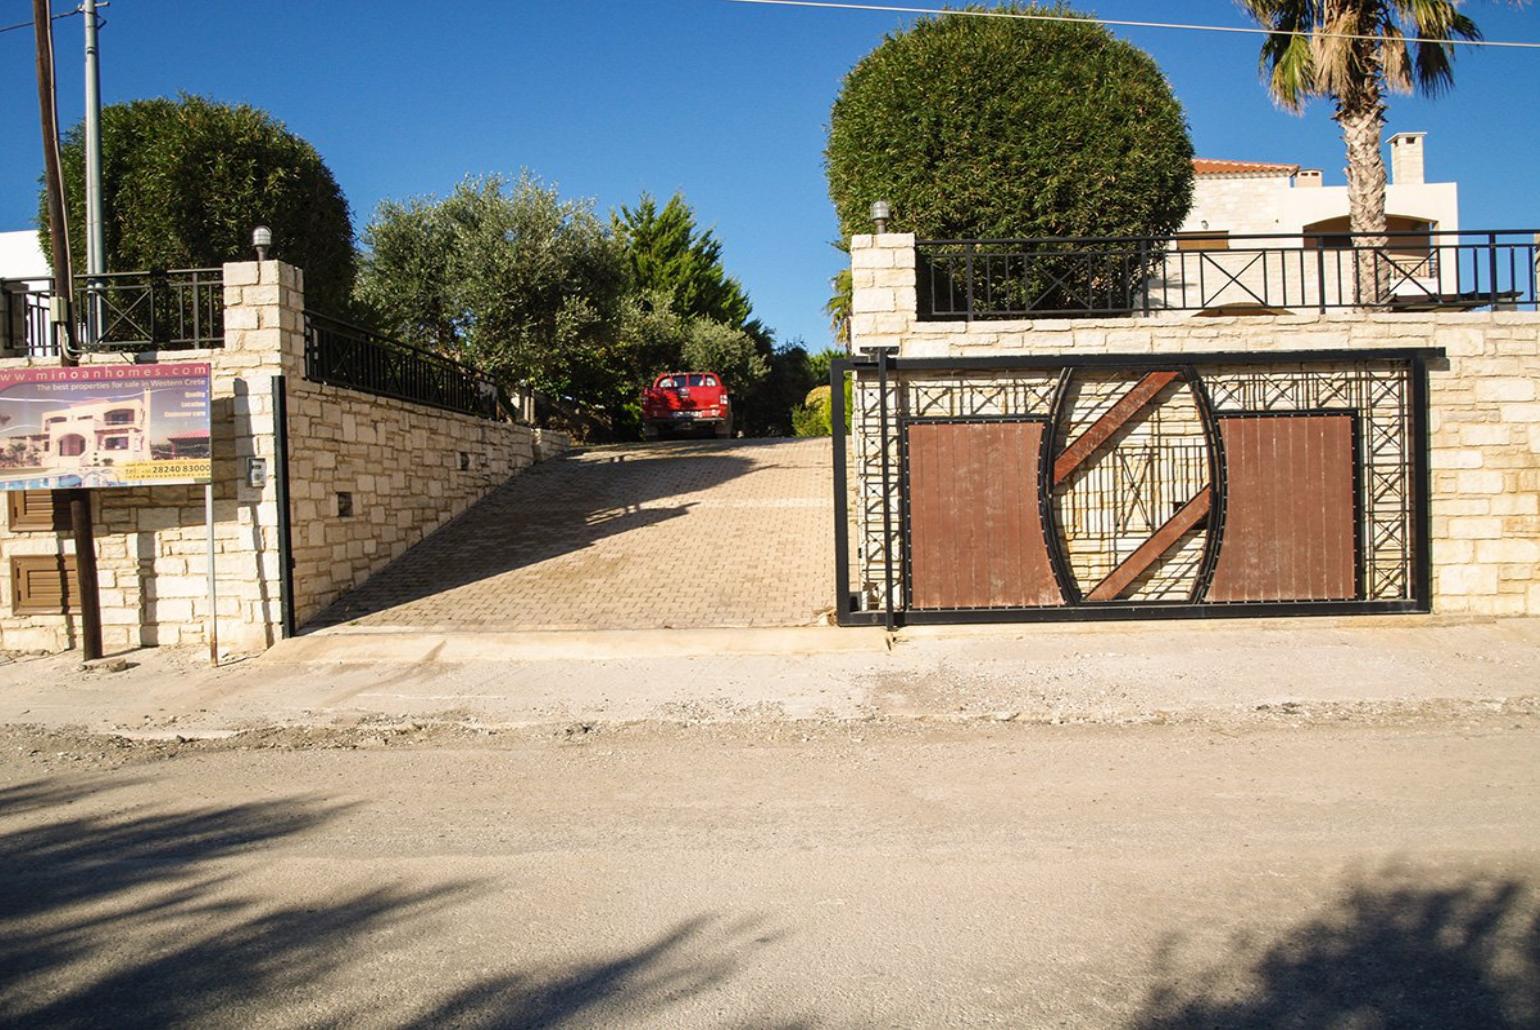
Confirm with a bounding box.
[657,374,718,388]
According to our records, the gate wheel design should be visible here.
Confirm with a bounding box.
[1048,369,1214,603]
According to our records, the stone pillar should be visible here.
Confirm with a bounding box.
[212,260,307,650]
[845,235,916,613]
[221,260,307,376]
[849,232,917,353]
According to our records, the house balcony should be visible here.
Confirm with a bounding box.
[912,230,1540,322]
[0,268,225,358]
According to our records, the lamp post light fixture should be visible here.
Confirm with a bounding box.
[252,225,272,261]
[870,200,892,234]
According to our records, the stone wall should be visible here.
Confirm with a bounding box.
[849,233,1540,617]
[0,260,568,654]
[283,377,563,625]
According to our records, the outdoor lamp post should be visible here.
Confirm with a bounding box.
[252,225,272,261]
[870,200,891,234]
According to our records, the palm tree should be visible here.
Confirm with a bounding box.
[1240,0,1482,302]
[826,267,853,349]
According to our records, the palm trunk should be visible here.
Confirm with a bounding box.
[1336,91,1390,306]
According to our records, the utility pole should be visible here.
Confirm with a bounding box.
[83,0,106,344]
[33,0,104,661]
[33,0,73,328]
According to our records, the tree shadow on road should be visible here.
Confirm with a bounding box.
[0,774,800,1027]
[0,776,469,1027]
[1130,866,1540,1029]
[402,913,806,1028]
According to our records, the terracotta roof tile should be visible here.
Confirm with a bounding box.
[1192,158,1300,177]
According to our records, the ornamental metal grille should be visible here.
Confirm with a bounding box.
[835,351,1431,626]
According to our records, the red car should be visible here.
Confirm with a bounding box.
[641,371,734,440]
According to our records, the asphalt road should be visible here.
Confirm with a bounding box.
[2,714,1537,1028]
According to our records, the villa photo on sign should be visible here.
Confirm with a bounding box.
[0,364,213,491]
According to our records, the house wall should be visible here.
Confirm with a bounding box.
[0,230,49,280]
[0,259,567,654]
[1183,175,1460,238]
[850,232,1540,617]
[1177,159,1462,308]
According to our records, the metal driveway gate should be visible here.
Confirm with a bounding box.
[831,349,1436,627]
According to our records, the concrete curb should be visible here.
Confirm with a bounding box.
[264,625,893,664]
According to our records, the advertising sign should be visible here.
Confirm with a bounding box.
[0,363,212,491]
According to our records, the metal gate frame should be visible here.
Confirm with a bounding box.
[831,347,1439,627]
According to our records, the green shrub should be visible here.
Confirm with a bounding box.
[791,402,831,438]
[825,3,1194,244]
[791,377,853,437]
[681,319,769,393]
[45,95,356,313]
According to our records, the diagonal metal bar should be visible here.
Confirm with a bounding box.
[1373,248,1439,298]
[1052,370,1181,485]
[1198,251,1269,308]
[1086,486,1212,602]
[1024,252,1088,312]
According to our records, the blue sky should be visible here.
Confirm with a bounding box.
[3,1,1538,349]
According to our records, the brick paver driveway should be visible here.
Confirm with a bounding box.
[314,438,834,630]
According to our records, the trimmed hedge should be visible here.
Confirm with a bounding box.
[43,95,355,313]
[825,3,1194,244]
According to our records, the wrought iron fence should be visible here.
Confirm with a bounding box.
[917,230,1540,320]
[0,268,225,356]
[303,313,504,421]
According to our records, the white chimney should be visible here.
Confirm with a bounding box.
[1389,132,1426,185]
[1296,168,1323,189]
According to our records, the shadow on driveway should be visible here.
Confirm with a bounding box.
[307,445,761,629]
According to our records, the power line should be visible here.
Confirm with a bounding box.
[0,5,82,35]
[725,0,1540,51]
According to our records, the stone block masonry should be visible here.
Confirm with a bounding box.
[849,233,1540,618]
[0,260,567,654]
[282,377,565,627]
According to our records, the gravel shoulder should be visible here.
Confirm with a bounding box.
[2,615,1538,738]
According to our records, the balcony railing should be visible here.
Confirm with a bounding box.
[1,268,225,356]
[917,230,1540,320]
[303,313,505,421]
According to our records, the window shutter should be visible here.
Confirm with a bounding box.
[10,555,79,615]
[7,491,70,532]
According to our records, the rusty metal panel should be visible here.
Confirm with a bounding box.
[907,421,1063,608]
[1207,415,1358,603]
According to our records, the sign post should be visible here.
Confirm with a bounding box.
[205,481,217,666]
[0,363,214,657]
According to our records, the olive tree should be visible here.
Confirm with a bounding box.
[357,174,631,415]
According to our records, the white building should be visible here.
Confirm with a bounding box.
[0,230,49,282]
[39,393,151,469]
[1180,132,1457,243]
[1164,132,1469,312]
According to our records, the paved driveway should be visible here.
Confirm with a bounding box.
[313,439,834,631]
